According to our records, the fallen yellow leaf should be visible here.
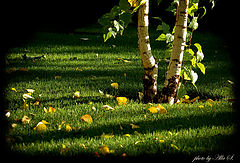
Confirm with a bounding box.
[130,123,140,129]
[34,122,47,132]
[26,89,35,93]
[73,91,80,98]
[111,82,119,89]
[101,133,114,139]
[148,107,158,113]
[22,115,31,124]
[159,140,165,143]
[171,144,180,150]
[157,104,167,114]
[102,105,114,111]
[48,106,56,113]
[65,124,72,132]
[41,120,50,124]
[23,93,34,99]
[5,111,10,117]
[198,105,204,108]
[11,88,17,92]
[80,114,93,124]
[99,146,110,155]
[123,134,131,137]
[116,97,128,105]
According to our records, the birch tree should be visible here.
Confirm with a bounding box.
[98,0,158,103]
[159,0,189,105]
[137,0,158,103]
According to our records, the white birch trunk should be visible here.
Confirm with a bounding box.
[159,0,189,105]
[138,0,158,103]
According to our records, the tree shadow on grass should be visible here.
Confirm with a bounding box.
[13,110,233,143]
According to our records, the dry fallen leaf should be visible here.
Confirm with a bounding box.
[157,104,167,114]
[116,97,128,105]
[99,146,111,155]
[170,144,180,150]
[130,123,140,129]
[148,106,158,113]
[11,88,17,92]
[102,105,114,111]
[111,82,119,89]
[34,122,47,132]
[73,91,80,98]
[22,115,31,124]
[65,124,72,132]
[80,114,93,124]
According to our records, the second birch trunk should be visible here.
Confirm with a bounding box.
[159,0,189,105]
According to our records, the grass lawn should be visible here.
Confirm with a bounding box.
[3,25,236,160]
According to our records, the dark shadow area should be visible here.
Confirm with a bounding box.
[10,110,233,143]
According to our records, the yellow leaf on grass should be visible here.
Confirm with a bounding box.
[148,107,158,113]
[73,91,80,98]
[80,114,93,124]
[159,140,165,143]
[111,82,119,89]
[157,104,167,114]
[60,144,70,155]
[48,106,56,113]
[99,146,110,155]
[41,120,50,124]
[116,97,128,105]
[130,123,140,129]
[123,134,130,137]
[26,89,35,93]
[11,88,17,92]
[101,133,114,139]
[5,112,10,117]
[34,122,47,132]
[23,93,34,99]
[171,144,180,150]
[102,105,115,111]
[76,67,83,71]
[65,124,72,132]
[198,105,204,108]
[22,115,31,124]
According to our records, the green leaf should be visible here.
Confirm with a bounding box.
[188,3,198,17]
[113,20,123,32]
[189,17,198,30]
[190,70,198,84]
[156,33,166,41]
[194,43,202,52]
[162,22,170,33]
[103,31,112,42]
[119,12,132,27]
[197,62,205,74]
[196,51,204,61]
[165,33,174,43]
[156,25,163,31]
[119,0,131,10]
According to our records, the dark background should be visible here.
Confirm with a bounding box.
[1,0,236,48]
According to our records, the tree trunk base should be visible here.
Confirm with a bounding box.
[158,75,180,104]
[142,64,158,103]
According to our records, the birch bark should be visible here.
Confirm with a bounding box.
[137,0,158,103]
[159,0,189,105]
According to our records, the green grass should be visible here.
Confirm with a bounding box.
[4,25,235,159]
